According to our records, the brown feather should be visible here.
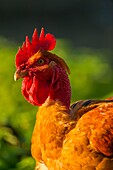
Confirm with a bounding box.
[31,100,113,170]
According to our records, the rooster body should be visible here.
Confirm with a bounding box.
[31,100,113,170]
[14,28,113,170]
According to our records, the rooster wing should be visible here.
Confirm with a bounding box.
[60,99,113,170]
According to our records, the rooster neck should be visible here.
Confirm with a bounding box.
[49,66,71,109]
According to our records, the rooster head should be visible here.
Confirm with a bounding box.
[14,28,71,108]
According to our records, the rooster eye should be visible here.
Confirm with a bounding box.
[37,59,45,65]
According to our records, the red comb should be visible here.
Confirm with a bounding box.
[15,28,56,68]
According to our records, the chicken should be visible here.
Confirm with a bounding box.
[14,28,113,170]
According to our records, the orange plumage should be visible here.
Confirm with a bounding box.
[14,28,113,170]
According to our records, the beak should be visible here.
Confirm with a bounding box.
[14,69,28,81]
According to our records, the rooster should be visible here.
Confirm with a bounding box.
[14,28,113,170]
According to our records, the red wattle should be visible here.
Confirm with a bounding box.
[22,76,49,106]
[21,65,71,109]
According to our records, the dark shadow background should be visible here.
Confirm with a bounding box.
[0,0,113,49]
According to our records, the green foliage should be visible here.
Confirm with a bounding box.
[0,37,36,170]
[0,37,113,170]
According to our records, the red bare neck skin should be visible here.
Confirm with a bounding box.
[22,66,71,109]
[49,66,71,109]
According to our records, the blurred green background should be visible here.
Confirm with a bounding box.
[0,0,113,169]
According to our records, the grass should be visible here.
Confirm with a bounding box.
[0,37,113,170]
